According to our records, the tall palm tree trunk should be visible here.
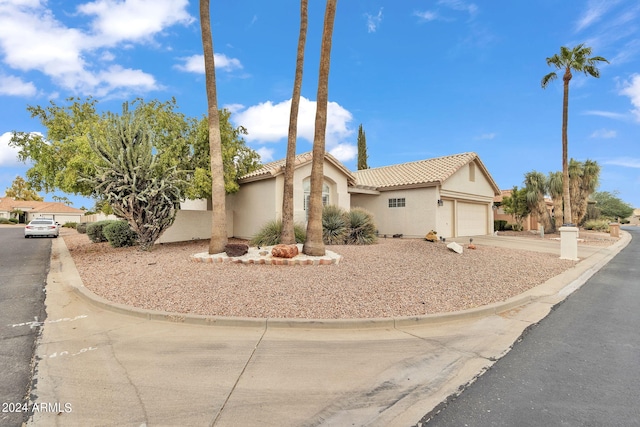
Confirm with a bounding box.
[561,68,572,225]
[281,0,308,245]
[200,0,228,254]
[303,0,337,256]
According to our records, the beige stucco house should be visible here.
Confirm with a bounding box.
[0,197,86,224]
[158,151,500,243]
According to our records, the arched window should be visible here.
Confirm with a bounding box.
[303,179,330,211]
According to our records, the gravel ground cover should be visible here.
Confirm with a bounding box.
[61,229,616,319]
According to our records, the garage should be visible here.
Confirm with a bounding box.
[457,202,488,237]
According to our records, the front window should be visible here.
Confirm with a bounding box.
[303,180,330,211]
[388,198,406,208]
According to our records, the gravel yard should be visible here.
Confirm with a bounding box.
[61,230,616,319]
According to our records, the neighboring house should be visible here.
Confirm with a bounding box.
[493,190,555,232]
[629,208,640,226]
[158,151,501,243]
[0,197,85,224]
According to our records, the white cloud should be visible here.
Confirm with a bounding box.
[175,54,243,74]
[232,97,355,153]
[255,147,275,163]
[620,73,640,121]
[0,0,193,97]
[575,0,619,32]
[365,8,383,33]
[590,128,617,139]
[414,10,439,22]
[583,110,629,120]
[604,157,640,168]
[77,0,194,46]
[438,0,478,17]
[0,74,36,96]
[475,132,496,140]
[329,143,357,162]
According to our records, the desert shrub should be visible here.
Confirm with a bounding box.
[86,220,118,243]
[76,223,88,234]
[322,205,349,245]
[345,208,377,245]
[583,219,610,232]
[103,220,138,248]
[494,220,507,231]
[250,220,306,246]
[510,223,523,232]
[0,218,12,224]
[62,222,78,229]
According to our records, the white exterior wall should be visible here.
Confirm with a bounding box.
[229,178,277,239]
[27,212,84,224]
[352,187,438,238]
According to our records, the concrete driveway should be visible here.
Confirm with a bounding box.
[27,230,631,426]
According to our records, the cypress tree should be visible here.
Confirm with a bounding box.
[357,124,368,170]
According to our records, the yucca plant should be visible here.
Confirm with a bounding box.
[250,219,306,246]
[346,208,377,245]
[322,205,348,245]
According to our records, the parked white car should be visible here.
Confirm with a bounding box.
[24,218,59,238]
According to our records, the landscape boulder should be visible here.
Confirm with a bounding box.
[225,243,249,257]
[425,230,438,242]
[446,242,464,254]
[271,244,299,258]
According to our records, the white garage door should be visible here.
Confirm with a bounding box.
[457,202,487,236]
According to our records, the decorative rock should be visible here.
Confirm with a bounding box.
[447,242,463,254]
[425,230,438,242]
[259,250,268,256]
[468,244,476,250]
[271,244,299,258]
[224,243,249,257]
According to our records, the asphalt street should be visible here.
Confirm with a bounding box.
[0,227,51,427]
[420,226,640,426]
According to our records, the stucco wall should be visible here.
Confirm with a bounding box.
[352,187,438,238]
[27,212,84,225]
[441,161,495,200]
[229,178,277,239]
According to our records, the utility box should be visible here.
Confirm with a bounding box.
[609,223,620,238]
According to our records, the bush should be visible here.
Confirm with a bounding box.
[583,219,610,232]
[86,220,118,243]
[62,222,78,229]
[0,218,13,224]
[250,220,306,246]
[76,223,87,234]
[494,220,507,231]
[322,205,348,245]
[345,208,377,245]
[103,220,138,248]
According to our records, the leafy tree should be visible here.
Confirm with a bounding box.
[200,0,228,254]
[501,186,530,231]
[590,191,634,221]
[303,0,338,257]
[541,44,608,224]
[524,171,553,233]
[85,106,184,251]
[281,0,309,245]
[52,195,72,205]
[4,176,43,201]
[9,98,259,203]
[357,124,368,170]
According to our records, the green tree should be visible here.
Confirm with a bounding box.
[524,171,553,233]
[501,186,530,231]
[281,0,309,245]
[52,195,72,205]
[4,176,43,201]
[85,107,184,251]
[547,171,563,230]
[200,0,228,254]
[590,191,634,221]
[303,0,338,256]
[541,44,608,225]
[357,124,368,170]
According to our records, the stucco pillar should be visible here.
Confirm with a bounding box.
[559,226,579,261]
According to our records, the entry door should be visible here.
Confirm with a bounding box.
[439,200,454,238]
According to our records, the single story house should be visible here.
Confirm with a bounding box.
[158,151,501,243]
[0,197,86,224]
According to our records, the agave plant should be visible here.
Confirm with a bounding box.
[322,205,348,245]
[250,219,306,246]
[346,208,377,245]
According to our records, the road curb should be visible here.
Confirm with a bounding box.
[53,231,631,330]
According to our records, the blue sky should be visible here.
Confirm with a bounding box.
[1,0,639,210]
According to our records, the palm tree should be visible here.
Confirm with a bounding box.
[541,44,608,225]
[200,0,228,254]
[281,0,308,245]
[524,171,553,233]
[570,159,600,225]
[547,171,563,231]
[303,0,338,256]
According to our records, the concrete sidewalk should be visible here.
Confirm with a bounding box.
[26,232,630,426]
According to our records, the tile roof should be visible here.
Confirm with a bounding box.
[0,197,85,214]
[353,152,499,193]
[239,151,356,186]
